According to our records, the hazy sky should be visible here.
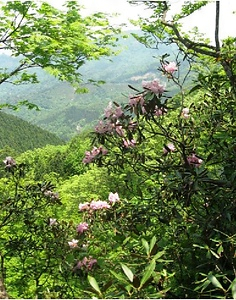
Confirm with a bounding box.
[46,0,236,43]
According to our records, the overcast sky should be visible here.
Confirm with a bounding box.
[45,0,236,43]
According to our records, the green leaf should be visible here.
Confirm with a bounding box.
[149,236,157,254]
[141,238,150,256]
[88,275,102,295]
[121,263,134,282]
[110,270,129,285]
[209,249,220,259]
[207,273,225,291]
[230,278,236,299]
[153,250,165,260]
[140,259,156,288]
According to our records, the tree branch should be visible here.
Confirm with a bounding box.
[215,1,220,53]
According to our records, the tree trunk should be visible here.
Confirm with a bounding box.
[0,278,8,299]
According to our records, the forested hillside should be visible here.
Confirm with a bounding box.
[0,111,64,155]
[0,31,191,140]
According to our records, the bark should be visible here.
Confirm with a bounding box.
[0,279,8,299]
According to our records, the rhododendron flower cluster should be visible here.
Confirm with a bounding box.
[123,139,136,148]
[94,102,126,137]
[90,200,111,210]
[79,199,111,211]
[115,124,125,137]
[142,79,165,94]
[187,154,203,167]
[68,239,79,248]
[104,101,124,120]
[163,143,176,154]
[76,222,89,234]
[154,106,167,117]
[44,190,59,199]
[83,146,108,164]
[129,95,145,107]
[182,108,190,119]
[3,156,16,168]
[79,202,90,211]
[163,62,178,74]
[108,192,120,203]
[95,120,114,134]
[49,218,57,226]
[75,256,97,271]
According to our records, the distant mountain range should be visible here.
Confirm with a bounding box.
[0,31,191,140]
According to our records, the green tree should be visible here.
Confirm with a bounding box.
[0,0,120,96]
[129,0,235,96]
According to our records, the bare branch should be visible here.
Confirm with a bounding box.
[215,1,220,53]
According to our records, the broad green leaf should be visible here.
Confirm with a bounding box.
[121,263,134,282]
[153,250,165,260]
[88,275,102,295]
[141,238,150,256]
[231,278,236,299]
[110,270,129,285]
[149,236,157,254]
[207,273,225,291]
[140,259,156,288]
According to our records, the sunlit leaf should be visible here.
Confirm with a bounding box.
[88,275,102,295]
[207,273,225,291]
[121,263,134,282]
[140,259,156,288]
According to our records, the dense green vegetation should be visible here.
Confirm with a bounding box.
[0,111,64,154]
[0,0,235,299]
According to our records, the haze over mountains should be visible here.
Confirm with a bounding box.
[0,31,184,141]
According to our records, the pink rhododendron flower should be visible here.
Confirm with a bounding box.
[87,258,97,270]
[68,239,78,248]
[129,95,145,107]
[142,79,165,94]
[3,156,16,168]
[90,200,110,210]
[76,222,89,234]
[104,101,113,118]
[163,62,178,74]
[128,121,137,131]
[114,106,124,118]
[79,202,90,211]
[104,102,123,120]
[95,120,113,134]
[163,143,176,154]
[141,105,147,115]
[82,146,108,164]
[154,106,167,117]
[108,192,120,203]
[187,154,203,167]
[49,218,57,226]
[115,124,125,137]
[82,151,95,164]
[44,190,59,199]
[123,139,136,148]
[76,256,97,271]
[182,108,190,119]
[99,146,108,156]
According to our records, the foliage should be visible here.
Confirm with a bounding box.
[81,42,235,297]
[129,0,235,94]
[0,1,235,299]
[0,0,120,88]
[0,111,64,156]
